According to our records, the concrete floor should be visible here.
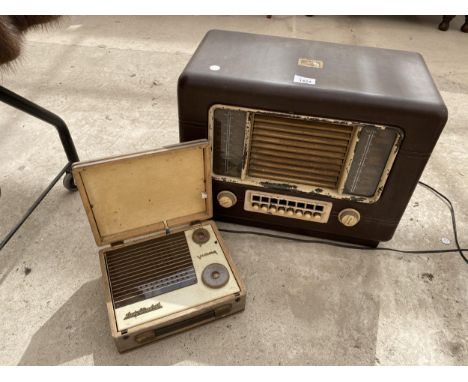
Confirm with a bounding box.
[0,16,467,366]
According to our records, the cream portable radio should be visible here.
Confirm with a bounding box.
[73,140,246,352]
[178,30,448,246]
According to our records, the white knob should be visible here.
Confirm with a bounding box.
[338,209,360,227]
[217,191,237,208]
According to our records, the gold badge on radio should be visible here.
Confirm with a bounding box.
[298,58,324,68]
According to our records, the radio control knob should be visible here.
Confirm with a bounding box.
[338,208,360,227]
[269,206,277,213]
[313,212,321,220]
[217,191,237,208]
[286,208,294,216]
[304,212,312,219]
[261,205,268,212]
[295,210,303,217]
[252,203,260,211]
[278,208,285,215]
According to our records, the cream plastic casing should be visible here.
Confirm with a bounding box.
[115,224,240,331]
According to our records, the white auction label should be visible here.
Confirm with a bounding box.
[293,74,316,85]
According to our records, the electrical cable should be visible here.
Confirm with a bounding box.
[417,181,468,264]
[219,181,468,264]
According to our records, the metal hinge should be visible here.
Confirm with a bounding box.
[190,220,204,229]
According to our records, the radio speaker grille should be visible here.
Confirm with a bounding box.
[105,232,197,309]
[248,115,354,189]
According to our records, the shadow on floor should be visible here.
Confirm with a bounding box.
[18,278,113,365]
[18,254,383,365]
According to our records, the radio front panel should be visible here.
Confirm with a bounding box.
[208,105,403,204]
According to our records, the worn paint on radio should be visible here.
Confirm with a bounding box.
[208,104,403,204]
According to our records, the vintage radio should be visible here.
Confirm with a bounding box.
[178,30,448,246]
[72,140,246,352]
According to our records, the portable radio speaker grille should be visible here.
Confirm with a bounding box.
[105,232,197,309]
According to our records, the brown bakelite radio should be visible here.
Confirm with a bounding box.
[178,30,448,246]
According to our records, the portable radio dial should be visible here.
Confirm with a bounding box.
[217,191,237,208]
[202,263,230,288]
[192,227,210,244]
[338,209,361,227]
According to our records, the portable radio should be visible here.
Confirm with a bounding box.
[73,140,246,352]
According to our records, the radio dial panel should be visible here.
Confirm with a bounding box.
[208,105,404,204]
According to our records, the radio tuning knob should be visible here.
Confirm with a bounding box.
[217,191,237,208]
[338,208,361,227]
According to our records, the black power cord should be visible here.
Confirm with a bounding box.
[417,181,468,264]
[219,181,468,264]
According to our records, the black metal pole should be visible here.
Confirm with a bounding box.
[0,85,79,163]
[0,163,70,251]
[0,85,80,250]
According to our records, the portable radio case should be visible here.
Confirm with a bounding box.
[178,30,448,246]
[72,140,246,352]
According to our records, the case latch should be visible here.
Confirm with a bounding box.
[163,220,171,235]
[190,220,204,229]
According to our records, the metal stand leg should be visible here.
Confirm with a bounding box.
[0,164,70,251]
[438,15,456,31]
[0,85,80,250]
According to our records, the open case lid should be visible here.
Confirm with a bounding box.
[72,140,212,246]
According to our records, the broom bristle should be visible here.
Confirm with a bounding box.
[0,16,62,68]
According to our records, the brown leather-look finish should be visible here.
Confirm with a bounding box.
[178,30,448,246]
